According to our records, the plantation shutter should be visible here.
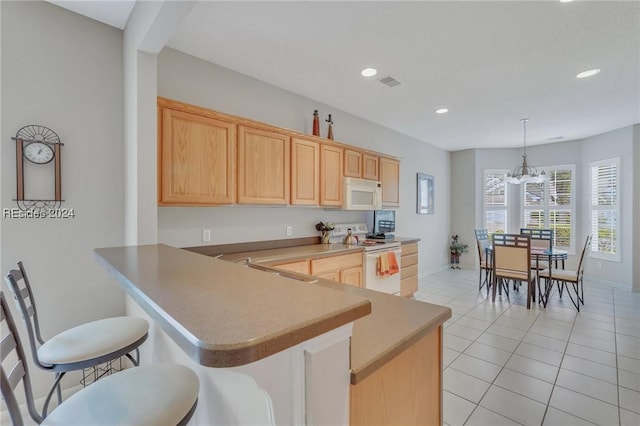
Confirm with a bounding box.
[590,159,620,260]
[484,170,508,236]
[548,169,572,248]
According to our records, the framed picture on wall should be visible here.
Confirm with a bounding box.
[417,173,434,214]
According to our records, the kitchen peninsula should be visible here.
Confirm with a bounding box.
[95,243,451,425]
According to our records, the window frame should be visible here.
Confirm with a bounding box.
[590,157,621,262]
[521,164,576,254]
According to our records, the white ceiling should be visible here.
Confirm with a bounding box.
[49,1,639,152]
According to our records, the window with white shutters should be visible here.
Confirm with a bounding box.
[522,166,575,252]
[484,170,509,236]
[590,158,620,261]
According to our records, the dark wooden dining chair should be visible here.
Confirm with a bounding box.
[538,235,591,310]
[492,234,537,309]
[520,228,553,270]
[474,229,492,293]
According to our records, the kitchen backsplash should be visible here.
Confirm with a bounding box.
[158,206,369,247]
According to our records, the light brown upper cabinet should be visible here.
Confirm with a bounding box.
[320,144,344,206]
[157,98,400,208]
[158,106,236,205]
[380,157,400,207]
[363,154,379,181]
[291,137,320,206]
[238,125,290,204]
[344,149,362,178]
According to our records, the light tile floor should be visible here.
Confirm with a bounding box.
[414,268,640,426]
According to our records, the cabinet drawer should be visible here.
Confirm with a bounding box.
[402,243,418,256]
[402,253,418,268]
[316,271,338,281]
[402,264,418,279]
[272,260,310,275]
[400,276,418,297]
[311,252,363,275]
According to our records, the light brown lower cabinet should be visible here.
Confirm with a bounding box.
[311,252,363,287]
[350,326,442,426]
[340,266,363,287]
[400,243,419,297]
[272,252,363,287]
[272,259,310,275]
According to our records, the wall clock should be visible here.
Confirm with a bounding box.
[12,125,64,212]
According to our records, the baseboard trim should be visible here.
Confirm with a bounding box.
[584,274,631,291]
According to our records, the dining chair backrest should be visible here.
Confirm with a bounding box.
[520,228,553,251]
[492,234,531,279]
[475,229,490,262]
[576,235,592,280]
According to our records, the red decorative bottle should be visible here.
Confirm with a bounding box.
[312,110,320,136]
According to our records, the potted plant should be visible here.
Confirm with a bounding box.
[449,234,468,269]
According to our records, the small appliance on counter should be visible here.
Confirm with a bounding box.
[342,228,358,246]
[369,210,396,240]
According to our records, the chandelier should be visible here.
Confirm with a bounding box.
[505,118,546,184]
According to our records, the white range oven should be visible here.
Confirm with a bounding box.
[362,241,402,295]
[331,223,402,295]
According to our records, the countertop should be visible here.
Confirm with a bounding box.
[94,244,372,368]
[219,237,420,265]
[95,242,450,384]
[217,239,450,384]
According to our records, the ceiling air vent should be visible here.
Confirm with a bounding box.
[378,76,402,88]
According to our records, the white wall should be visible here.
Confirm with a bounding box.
[450,149,476,268]
[1,1,125,397]
[580,126,634,288]
[634,124,640,291]
[157,48,451,274]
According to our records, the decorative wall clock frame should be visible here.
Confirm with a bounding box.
[12,125,64,212]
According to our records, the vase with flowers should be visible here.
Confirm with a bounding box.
[315,221,335,244]
[449,234,468,269]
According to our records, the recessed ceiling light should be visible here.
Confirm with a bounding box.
[576,68,601,79]
[559,0,574,3]
[435,108,449,114]
[361,68,377,77]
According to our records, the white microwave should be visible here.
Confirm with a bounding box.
[343,177,382,210]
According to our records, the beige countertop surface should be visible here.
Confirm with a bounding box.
[219,240,450,384]
[220,243,363,264]
[94,244,371,368]
[95,241,450,384]
[219,237,420,265]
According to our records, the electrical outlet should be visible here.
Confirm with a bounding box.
[202,229,211,242]
[286,225,293,236]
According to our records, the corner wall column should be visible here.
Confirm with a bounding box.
[122,1,195,245]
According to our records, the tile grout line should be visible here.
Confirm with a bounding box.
[440,283,522,424]
[613,289,622,426]
[539,292,579,426]
[459,289,544,426]
[542,286,627,425]
[426,271,637,426]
